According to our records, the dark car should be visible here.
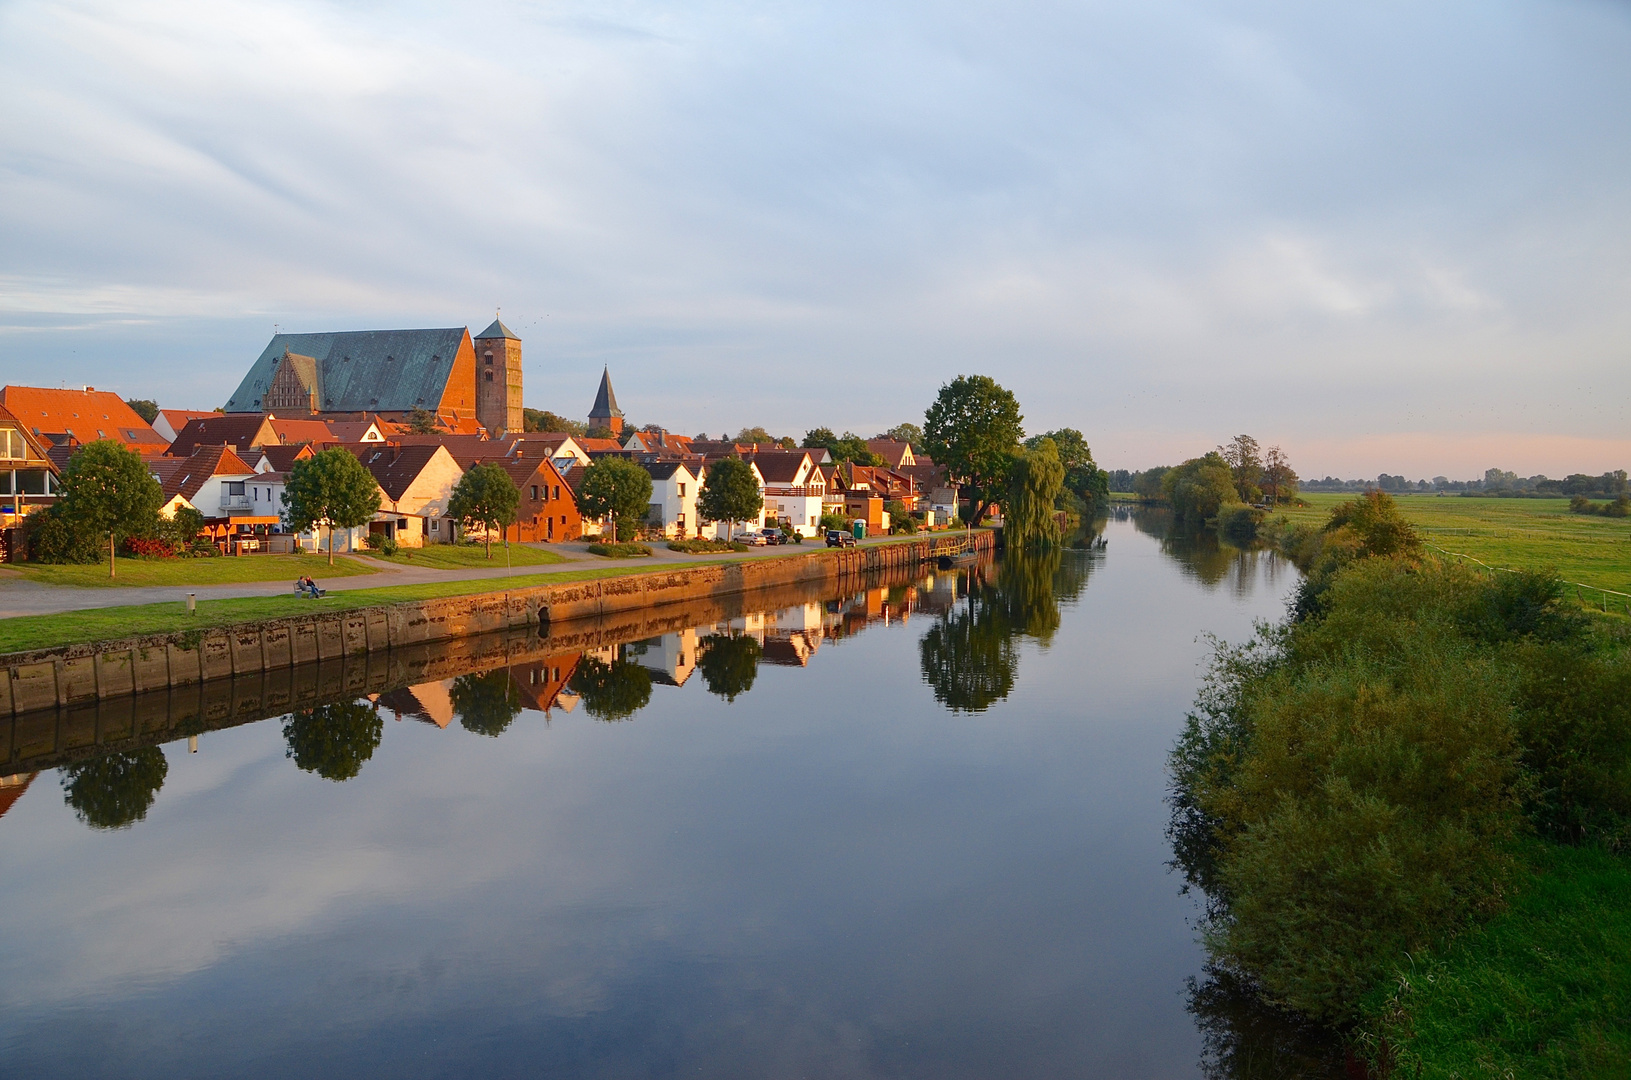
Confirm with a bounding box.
[826,529,856,547]
[759,528,786,546]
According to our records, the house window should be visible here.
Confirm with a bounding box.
[227,481,246,495]
[531,485,539,500]
[553,485,560,500]
[431,519,439,532]
[678,483,686,496]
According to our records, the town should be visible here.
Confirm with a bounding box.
[0,318,963,563]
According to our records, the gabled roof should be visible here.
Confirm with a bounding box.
[152,445,256,503]
[264,417,337,446]
[324,420,383,442]
[475,318,519,341]
[0,386,167,453]
[388,433,495,465]
[224,328,471,414]
[165,414,275,457]
[577,437,624,453]
[254,444,314,473]
[156,409,216,438]
[589,367,623,420]
[742,449,812,484]
[640,459,696,483]
[0,403,61,469]
[866,439,915,468]
[340,443,454,502]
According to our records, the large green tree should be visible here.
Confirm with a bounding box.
[59,748,168,829]
[281,448,383,564]
[802,428,882,466]
[1163,452,1240,527]
[124,398,159,424]
[448,463,521,558]
[577,457,654,541]
[568,652,653,721]
[922,375,1024,527]
[283,700,384,781]
[1218,434,1264,502]
[1028,428,1108,509]
[523,409,586,436]
[881,422,924,449]
[51,440,164,577]
[1005,438,1065,548]
[698,456,763,538]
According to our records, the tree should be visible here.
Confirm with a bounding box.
[736,426,778,445]
[802,428,882,466]
[523,409,586,436]
[52,440,164,577]
[60,748,168,829]
[1218,435,1263,502]
[281,448,382,565]
[125,398,159,424]
[881,422,924,449]
[1132,466,1172,501]
[1005,438,1064,548]
[698,456,762,538]
[1262,446,1299,505]
[922,375,1024,527]
[1163,453,1239,526]
[405,407,444,434]
[451,670,523,736]
[697,633,762,701]
[577,457,653,541]
[1028,428,1107,508]
[283,700,384,781]
[448,463,521,558]
[568,652,653,721]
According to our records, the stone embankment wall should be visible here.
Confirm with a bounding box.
[0,533,993,715]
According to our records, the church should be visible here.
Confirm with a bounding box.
[221,318,524,435]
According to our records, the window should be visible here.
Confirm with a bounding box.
[553,485,560,500]
[678,483,686,496]
[531,485,539,500]
[485,371,494,382]
[227,481,246,496]
[431,519,439,532]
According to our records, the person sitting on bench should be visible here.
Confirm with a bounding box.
[297,575,323,598]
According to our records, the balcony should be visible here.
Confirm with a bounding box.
[219,494,252,512]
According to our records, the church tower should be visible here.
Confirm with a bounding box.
[588,367,624,435]
[474,316,523,436]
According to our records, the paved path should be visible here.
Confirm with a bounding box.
[0,538,888,618]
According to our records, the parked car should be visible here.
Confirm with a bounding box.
[826,529,856,547]
[733,530,768,546]
[758,528,786,546]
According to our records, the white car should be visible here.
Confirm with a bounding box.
[733,531,768,546]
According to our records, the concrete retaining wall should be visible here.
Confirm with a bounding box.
[0,532,993,715]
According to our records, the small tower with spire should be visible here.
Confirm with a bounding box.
[474,312,523,436]
[588,367,624,435]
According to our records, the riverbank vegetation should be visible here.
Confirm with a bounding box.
[365,543,568,570]
[1170,491,1631,1072]
[3,551,378,588]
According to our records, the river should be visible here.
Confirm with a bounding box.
[0,512,1297,1078]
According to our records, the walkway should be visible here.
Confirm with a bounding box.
[0,537,908,619]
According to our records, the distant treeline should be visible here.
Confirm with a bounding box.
[1112,466,1629,500]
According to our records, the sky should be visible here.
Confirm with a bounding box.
[2,0,1628,478]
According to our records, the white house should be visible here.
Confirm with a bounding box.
[744,450,824,537]
[641,460,702,538]
[702,458,769,539]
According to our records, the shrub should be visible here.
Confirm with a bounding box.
[121,536,178,558]
[666,537,748,554]
[26,505,101,564]
[1216,505,1262,544]
[587,541,652,558]
[819,512,848,532]
[364,532,386,551]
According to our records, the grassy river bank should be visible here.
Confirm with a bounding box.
[1168,493,1631,1076]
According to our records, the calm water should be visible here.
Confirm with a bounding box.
[0,514,1295,1078]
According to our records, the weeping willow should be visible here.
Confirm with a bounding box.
[1004,438,1065,548]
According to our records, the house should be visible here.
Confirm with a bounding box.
[341,443,465,547]
[0,403,61,560]
[640,460,701,538]
[222,318,524,436]
[322,418,387,443]
[148,446,273,549]
[587,367,624,435]
[899,462,957,516]
[265,417,344,447]
[690,453,768,538]
[165,414,277,457]
[252,444,315,473]
[866,439,917,469]
[0,386,168,456]
[627,631,698,686]
[153,409,216,444]
[741,449,824,537]
[623,429,695,456]
[458,452,583,543]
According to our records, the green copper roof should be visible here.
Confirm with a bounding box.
[223,328,469,413]
[475,318,519,341]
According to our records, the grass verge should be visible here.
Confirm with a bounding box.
[1,553,378,588]
[1363,842,1631,1079]
[364,543,569,570]
[0,560,750,654]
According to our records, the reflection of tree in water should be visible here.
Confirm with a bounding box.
[451,670,523,737]
[697,633,762,702]
[60,747,168,829]
[919,548,1096,711]
[568,651,653,722]
[283,700,383,781]
[1186,965,1347,1080]
[1133,506,1283,595]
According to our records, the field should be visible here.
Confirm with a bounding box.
[1275,494,1631,600]
[365,543,569,570]
[0,553,379,588]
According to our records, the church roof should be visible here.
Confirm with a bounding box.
[223,328,469,415]
[589,367,623,420]
[475,318,519,341]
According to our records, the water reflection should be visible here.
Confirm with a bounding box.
[1187,966,1350,1080]
[59,748,168,828]
[282,701,383,782]
[696,634,763,702]
[450,670,524,737]
[1127,505,1290,597]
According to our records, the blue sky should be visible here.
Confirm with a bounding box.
[2,0,1628,476]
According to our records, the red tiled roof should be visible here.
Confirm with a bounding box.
[165,414,274,457]
[264,418,337,446]
[0,403,60,469]
[338,443,449,501]
[742,449,812,484]
[0,386,166,452]
[255,444,314,472]
[153,445,256,503]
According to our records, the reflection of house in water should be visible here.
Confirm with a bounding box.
[0,772,35,821]
[627,631,699,686]
[506,654,583,714]
[378,680,457,727]
[760,603,824,667]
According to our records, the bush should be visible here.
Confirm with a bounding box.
[666,538,748,554]
[364,531,386,551]
[26,505,101,564]
[819,512,848,532]
[1216,505,1263,544]
[121,536,178,558]
[587,541,652,558]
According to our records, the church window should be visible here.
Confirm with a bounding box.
[485,371,494,382]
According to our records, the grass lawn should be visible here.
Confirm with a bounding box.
[1363,842,1631,1079]
[1275,494,1631,598]
[0,557,799,654]
[1,553,379,588]
[366,543,569,570]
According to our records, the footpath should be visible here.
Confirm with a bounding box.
[0,538,904,619]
